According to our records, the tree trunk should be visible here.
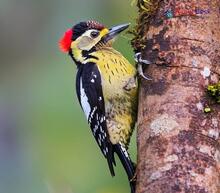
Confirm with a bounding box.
[133,0,220,193]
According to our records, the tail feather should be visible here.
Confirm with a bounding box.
[114,143,136,193]
[106,144,116,177]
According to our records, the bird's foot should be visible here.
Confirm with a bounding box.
[134,52,152,80]
[130,161,137,183]
[130,170,137,182]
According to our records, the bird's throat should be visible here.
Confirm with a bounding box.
[71,47,85,63]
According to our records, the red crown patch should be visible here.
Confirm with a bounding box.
[59,29,73,52]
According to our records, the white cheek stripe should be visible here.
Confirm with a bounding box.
[80,78,91,119]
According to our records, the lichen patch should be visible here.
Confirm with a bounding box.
[150,171,162,180]
[196,102,203,111]
[150,114,180,136]
[198,145,213,157]
[192,59,198,67]
[149,163,172,181]
[159,163,172,171]
[200,66,211,78]
[208,129,219,140]
[164,154,179,162]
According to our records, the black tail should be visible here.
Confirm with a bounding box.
[106,144,116,177]
[114,143,136,193]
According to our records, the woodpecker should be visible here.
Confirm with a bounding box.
[59,20,138,193]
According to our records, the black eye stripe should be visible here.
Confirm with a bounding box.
[90,31,99,38]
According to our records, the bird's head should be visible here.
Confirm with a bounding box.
[59,20,129,63]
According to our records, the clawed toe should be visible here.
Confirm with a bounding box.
[137,63,152,80]
[130,170,137,182]
[135,52,153,80]
[134,52,151,65]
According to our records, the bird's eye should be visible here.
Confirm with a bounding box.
[90,31,99,38]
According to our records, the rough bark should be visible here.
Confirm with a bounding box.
[134,0,220,193]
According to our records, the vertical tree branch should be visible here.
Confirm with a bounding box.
[133,0,220,192]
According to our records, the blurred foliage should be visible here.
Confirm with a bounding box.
[0,0,137,193]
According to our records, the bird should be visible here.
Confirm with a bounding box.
[59,20,138,193]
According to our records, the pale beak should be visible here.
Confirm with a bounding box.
[102,23,130,42]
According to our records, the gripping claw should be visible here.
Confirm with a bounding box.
[134,52,152,81]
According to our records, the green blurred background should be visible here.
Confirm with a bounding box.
[0,0,137,192]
